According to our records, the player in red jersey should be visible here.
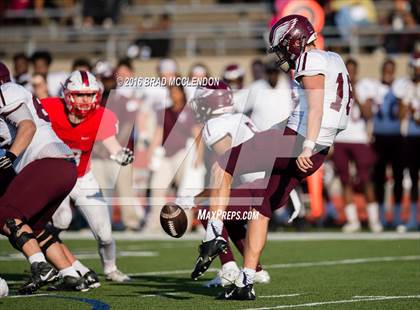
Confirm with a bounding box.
[42,70,133,285]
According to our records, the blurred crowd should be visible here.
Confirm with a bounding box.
[0,0,419,56]
[6,45,419,233]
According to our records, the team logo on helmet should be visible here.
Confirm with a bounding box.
[270,17,298,48]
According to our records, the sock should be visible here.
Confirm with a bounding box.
[98,240,117,274]
[72,260,90,276]
[221,261,239,273]
[204,219,223,242]
[367,202,381,226]
[28,252,47,264]
[235,268,255,287]
[59,266,80,278]
[344,204,359,225]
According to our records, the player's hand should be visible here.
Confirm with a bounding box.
[111,148,134,166]
[296,147,313,173]
[0,151,17,170]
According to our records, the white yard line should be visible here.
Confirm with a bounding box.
[242,295,420,310]
[127,255,420,277]
[1,231,416,241]
[6,293,52,299]
[260,294,302,298]
[0,251,158,262]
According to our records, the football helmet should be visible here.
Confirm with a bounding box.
[222,64,245,90]
[63,70,102,118]
[268,14,317,72]
[190,80,234,122]
[0,62,11,85]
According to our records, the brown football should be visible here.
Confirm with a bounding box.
[160,202,188,238]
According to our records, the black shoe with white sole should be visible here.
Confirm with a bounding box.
[47,275,90,292]
[217,284,256,300]
[191,236,227,280]
[84,270,101,288]
[18,262,58,295]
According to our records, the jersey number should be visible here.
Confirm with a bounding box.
[32,96,50,122]
[330,73,352,115]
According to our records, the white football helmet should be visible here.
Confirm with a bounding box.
[63,70,102,118]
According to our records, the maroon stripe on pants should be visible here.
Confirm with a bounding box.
[0,158,77,234]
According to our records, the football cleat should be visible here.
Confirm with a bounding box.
[342,222,361,233]
[191,236,228,280]
[18,262,59,295]
[105,269,131,282]
[254,270,271,284]
[204,263,240,288]
[84,269,101,288]
[217,284,256,300]
[47,276,89,292]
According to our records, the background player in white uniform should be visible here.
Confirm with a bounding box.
[332,59,382,233]
[392,51,420,231]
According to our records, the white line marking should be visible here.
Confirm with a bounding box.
[1,231,416,241]
[127,255,420,277]
[140,292,182,298]
[260,294,302,298]
[6,293,52,299]
[242,295,420,310]
[0,251,158,261]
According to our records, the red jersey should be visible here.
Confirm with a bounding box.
[41,97,118,177]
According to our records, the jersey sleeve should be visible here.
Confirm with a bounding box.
[96,108,119,140]
[294,51,328,80]
[0,83,34,125]
[203,118,229,147]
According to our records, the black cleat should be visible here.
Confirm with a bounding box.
[47,275,90,292]
[18,262,59,295]
[83,270,101,289]
[217,284,256,300]
[191,236,227,280]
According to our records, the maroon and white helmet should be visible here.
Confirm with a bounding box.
[222,64,245,90]
[409,51,420,82]
[268,14,317,72]
[63,70,102,118]
[190,80,234,122]
[0,62,11,84]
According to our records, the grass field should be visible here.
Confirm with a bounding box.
[0,235,419,309]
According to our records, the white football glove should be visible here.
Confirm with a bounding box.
[175,196,196,210]
[110,148,134,166]
[0,277,8,297]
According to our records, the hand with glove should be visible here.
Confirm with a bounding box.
[0,150,17,195]
[110,147,134,166]
[175,195,196,210]
[0,150,17,170]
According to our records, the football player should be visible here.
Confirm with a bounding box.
[0,62,89,293]
[393,51,419,231]
[332,59,382,233]
[178,81,270,287]
[370,59,404,228]
[42,70,133,283]
[191,15,351,300]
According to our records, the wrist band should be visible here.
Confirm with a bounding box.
[303,140,316,151]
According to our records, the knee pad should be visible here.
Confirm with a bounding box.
[36,224,62,254]
[5,219,35,252]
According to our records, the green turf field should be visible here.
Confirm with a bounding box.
[0,237,419,309]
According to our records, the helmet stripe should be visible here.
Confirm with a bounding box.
[80,70,89,87]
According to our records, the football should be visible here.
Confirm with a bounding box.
[160,202,188,238]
